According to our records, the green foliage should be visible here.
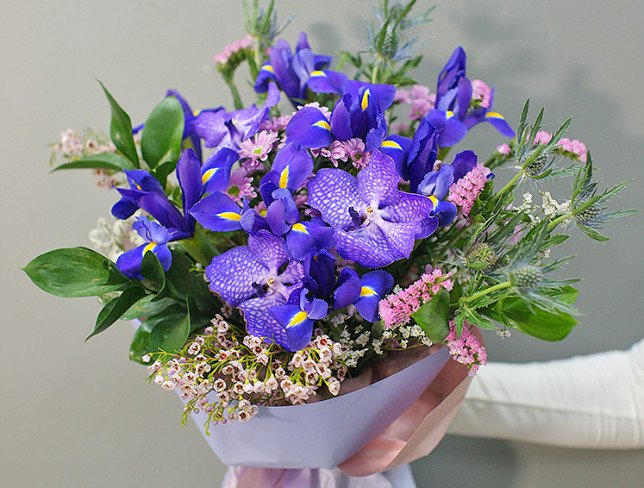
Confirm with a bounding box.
[141,96,184,170]
[52,153,137,172]
[88,286,148,339]
[99,81,139,167]
[24,248,129,298]
[411,288,450,342]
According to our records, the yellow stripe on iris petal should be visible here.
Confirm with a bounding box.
[201,168,218,184]
[428,195,438,208]
[217,212,241,221]
[361,89,371,111]
[287,311,308,328]
[193,109,200,117]
[262,64,274,73]
[313,120,331,131]
[279,166,290,188]
[485,111,505,120]
[291,223,309,234]
[310,70,326,77]
[360,286,377,297]
[446,110,454,119]
[381,139,402,150]
[143,242,157,255]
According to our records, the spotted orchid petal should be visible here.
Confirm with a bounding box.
[308,168,362,229]
[334,224,406,268]
[205,247,268,306]
[247,230,290,272]
[357,150,401,207]
[242,295,290,347]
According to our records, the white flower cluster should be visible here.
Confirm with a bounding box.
[88,215,144,262]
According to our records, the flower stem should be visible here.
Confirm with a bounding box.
[494,170,523,201]
[462,281,512,304]
[225,78,244,110]
[547,212,573,231]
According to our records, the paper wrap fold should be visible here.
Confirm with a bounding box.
[186,343,474,476]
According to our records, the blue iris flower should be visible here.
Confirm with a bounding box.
[269,288,329,351]
[417,150,479,227]
[111,149,203,240]
[430,47,515,147]
[254,32,347,104]
[332,268,394,322]
[116,218,172,279]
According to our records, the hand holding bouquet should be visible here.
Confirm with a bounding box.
[25,0,633,477]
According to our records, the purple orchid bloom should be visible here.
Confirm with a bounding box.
[254,32,346,104]
[308,150,438,268]
[285,81,396,152]
[205,230,304,350]
[417,150,479,227]
[265,189,335,260]
[192,82,280,152]
[269,288,329,351]
[116,218,172,279]
[430,47,515,146]
[111,149,202,240]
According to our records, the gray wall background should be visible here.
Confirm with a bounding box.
[1,0,642,486]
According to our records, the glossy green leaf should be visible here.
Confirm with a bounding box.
[87,286,148,339]
[99,81,139,166]
[121,295,177,321]
[141,96,184,169]
[24,247,129,297]
[411,288,451,342]
[52,153,137,172]
[147,312,191,354]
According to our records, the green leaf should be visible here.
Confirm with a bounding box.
[579,225,609,242]
[24,247,129,298]
[99,81,139,167]
[166,251,217,312]
[141,96,184,169]
[148,311,191,354]
[496,294,578,342]
[121,295,177,321]
[129,318,158,363]
[87,286,148,339]
[52,153,137,172]
[140,250,166,296]
[411,289,451,342]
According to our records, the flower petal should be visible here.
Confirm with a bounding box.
[271,143,314,191]
[285,107,333,149]
[308,168,362,229]
[247,229,289,272]
[357,150,401,207]
[190,192,243,232]
[205,247,268,306]
[355,270,394,322]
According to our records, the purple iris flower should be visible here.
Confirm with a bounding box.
[254,32,347,104]
[308,150,438,268]
[205,230,304,350]
[431,47,515,146]
[259,143,314,205]
[264,189,335,260]
[269,288,329,351]
[285,81,396,152]
[190,192,268,235]
[417,150,479,227]
[111,149,202,240]
[116,218,172,279]
[303,250,337,299]
[192,82,280,152]
[332,269,394,322]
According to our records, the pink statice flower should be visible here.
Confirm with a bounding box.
[447,164,492,217]
[226,168,257,203]
[379,268,454,329]
[556,137,587,163]
[238,130,279,169]
[213,35,253,65]
[446,321,487,376]
[533,130,552,145]
[496,143,511,156]
[471,79,492,108]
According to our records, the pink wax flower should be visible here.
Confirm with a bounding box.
[378,269,454,329]
[557,137,588,163]
[533,130,552,145]
[238,130,279,166]
[447,164,492,217]
[213,35,254,65]
[446,321,487,376]
[471,79,492,108]
[496,143,511,156]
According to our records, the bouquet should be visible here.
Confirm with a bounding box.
[25,0,633,483]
